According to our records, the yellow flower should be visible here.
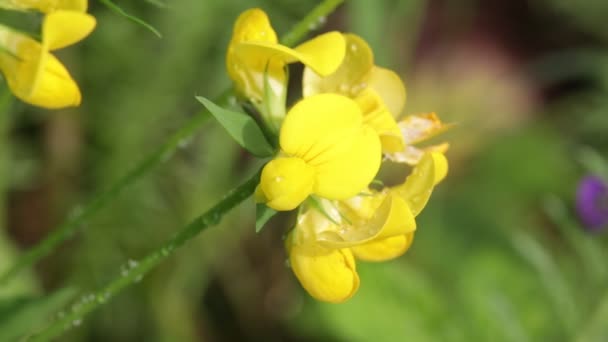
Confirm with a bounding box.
[226,8,346,129]
[256,93,381,211]
[302,34,407,153]
[287,153,442,302]
[0,11,96,108]
[0,0,87,12]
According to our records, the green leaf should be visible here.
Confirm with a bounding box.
[0,287,77,341]
[196,96,274,158]
[98,0,162,38]
[256,203,277,233]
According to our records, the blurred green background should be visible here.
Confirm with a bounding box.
[2,0,608,340]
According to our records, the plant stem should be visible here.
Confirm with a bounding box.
[279,0,345,46]
[0,89,233,286]
[0,91,11,232]
[29,171,260,342]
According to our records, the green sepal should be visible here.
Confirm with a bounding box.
[256,203,277,233]
[196,96,275,158]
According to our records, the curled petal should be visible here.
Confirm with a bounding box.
[352,232,414,262]
[302,33,373,97]
[431,152,448,185]
[236,32,346,77]
[399,112,451,145]
[392,153,436,216]
[258,157,315,211]
[368,66,406,118]
[317,193,415,248]
[280,94,381,200]
[43,11,96,51]
[289,243,359,303]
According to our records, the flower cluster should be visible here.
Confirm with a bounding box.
[0,0,95,108]
[225,8,450,302]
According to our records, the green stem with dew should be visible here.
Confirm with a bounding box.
[28,171,260,342]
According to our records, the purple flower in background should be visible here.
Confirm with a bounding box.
[576,175,608,231]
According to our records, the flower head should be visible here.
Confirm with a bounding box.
[257,93,381,211]
[576,175,608,231]
[287,153,442,302]
[0,11,95,108]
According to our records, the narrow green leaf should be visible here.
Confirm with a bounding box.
[256,203,277,233]
[0,288,77,341]
[98,0,162,38]
[196,96,274,157]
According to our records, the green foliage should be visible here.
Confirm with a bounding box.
[196,97,275,158]
[256,203,277,233]
[0,288,76,341]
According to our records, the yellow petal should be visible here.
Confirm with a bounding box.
[289,243,359,303]
[431,152,448,185]
[229,8,278,44]
[43,11,96,51]
[258,157,315,211]
[356,88,404,153]
[236,31,345,77]
[352,232,414,262]
[392,153,436,216]
[280,94,381,200]
[368,66,406,118]
[0,0,87,12]
[0,25,80,109]
[25,52,81,108]
[302,33,373,97]
[56,0,88,11]
[226,8,280,102]
[317,193,416,248]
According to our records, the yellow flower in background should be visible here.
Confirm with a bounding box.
[256,93,381,211]
[226,8,346,129]
[0,11,96,108]
[0,0,87,12]
[303,34,407,153]
[287,153,443,302]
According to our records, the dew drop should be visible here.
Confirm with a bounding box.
[339,84,350,93]
[350,44,358,52]
[72,319,82,327]
[318,16,327,25]
[203,212,221,225]
[134,274,144,283]
[96,293,107,304]
[128,259,139,269]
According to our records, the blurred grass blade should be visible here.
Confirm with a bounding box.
[576,291,608,342]
[99,0,162,38]
[542,195,607,284]
[510,232,580,337]
[577,146,608,181]
[0,288,76,341]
